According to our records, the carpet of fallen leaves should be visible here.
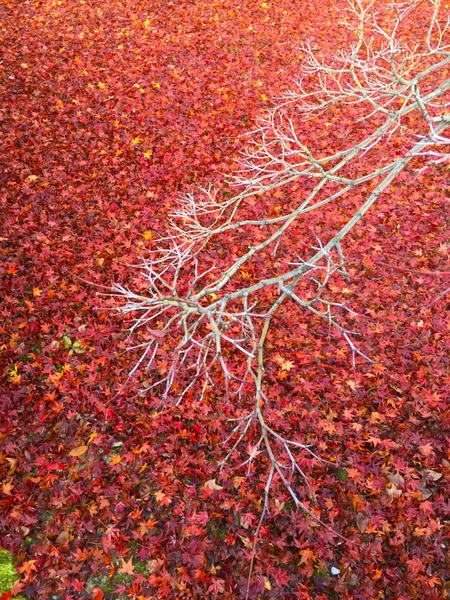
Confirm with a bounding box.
[1,0,450,599]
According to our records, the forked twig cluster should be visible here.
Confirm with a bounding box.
[114,0,450,546]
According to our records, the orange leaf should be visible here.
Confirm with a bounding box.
[299,548,315,566]
[17,560,37,578]
[119,558,135,575]
[2,481,14,496]
[155,490,172,506]
[91,588,104,600]
[373,568,382,581]
[418,443,434,457]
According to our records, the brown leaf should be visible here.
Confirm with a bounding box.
[388,472,404,486]
[355,513,369,533]
[386,484,402,498]
[423,469,442,482]
[55,530,69,546]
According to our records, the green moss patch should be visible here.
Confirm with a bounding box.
[0,549,26,599]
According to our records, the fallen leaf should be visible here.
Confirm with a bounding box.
[423,469,442,481]
[2,481,14,496]
[203,479,223,491]
[119,558,135,575]
[299,548,315,566]
[69,445,88,457]
[418,443,434,457]
[355,513,370,533]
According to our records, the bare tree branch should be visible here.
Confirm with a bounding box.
[113,0,450,546]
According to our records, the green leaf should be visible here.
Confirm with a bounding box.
[62,335,72,349]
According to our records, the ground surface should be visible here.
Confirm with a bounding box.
[0,0,449,599]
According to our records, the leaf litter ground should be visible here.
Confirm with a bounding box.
[0,0,449,598]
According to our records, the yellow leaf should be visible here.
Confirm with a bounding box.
[143,230,153,240]
[69,445,88,457]
[132,136,142,145]
[264,578,272,590]
[274,354,295,371]
[110,455,122,465]
[87,431,98,445]
[238,535,252,548]
[8,364,19,377]
[260,94,268,102]
[143,150,152,159]
[280,359,294,372]
[97,82,106,89]
[8,364,21,384]
[33,287,42,297]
